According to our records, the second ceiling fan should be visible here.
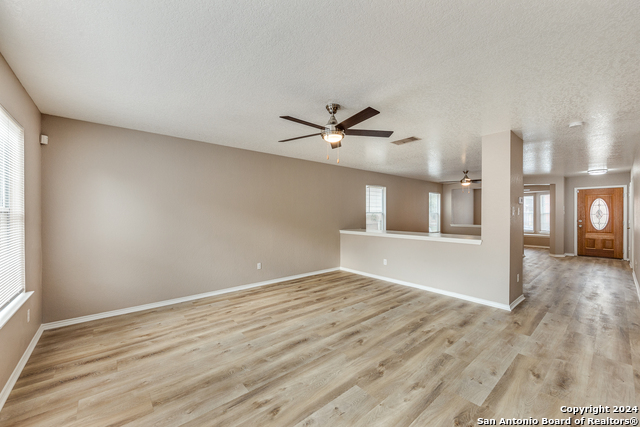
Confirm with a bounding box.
[442,170,482,186]
[279,103,394,149]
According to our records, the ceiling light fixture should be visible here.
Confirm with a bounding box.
[460,170,472,186]
[320,103,344,148]
[588,168,608,175]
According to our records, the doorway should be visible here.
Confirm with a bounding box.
[576,187,624,259]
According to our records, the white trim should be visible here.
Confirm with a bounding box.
[449,224,482,228]
[0,324,44,412]
[339,229,482,245]
[633,270,640,304]
[509,294,526,310]
[339,267,512,311]
[573,185,628,260]
[549,253,566,258]
[0,292,33,330]
[524,233,550,237]
[564,253,576,257]
[524,245,550,249]
[42,268,340,330]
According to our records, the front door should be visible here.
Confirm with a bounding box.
[577,187,624,259]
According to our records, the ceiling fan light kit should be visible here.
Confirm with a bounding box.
[320,103,345,146]
[460,170,472,186]
[279,103,394,162]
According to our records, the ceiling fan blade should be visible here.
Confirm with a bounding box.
[441,179,481,184]
[344,129,394,138]
[278,133,321,142]
[338,107,380,129]
[280,116,324,130]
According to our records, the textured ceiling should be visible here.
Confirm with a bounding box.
[1,0,639,182]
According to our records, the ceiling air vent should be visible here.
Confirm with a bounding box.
[391,137,420,145]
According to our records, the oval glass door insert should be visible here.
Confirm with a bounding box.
[590,198,609,230]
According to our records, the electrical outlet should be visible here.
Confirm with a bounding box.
[27,309,30,323]
[517,274,520,283]
[383,259,387,265]
[257,263,262,270]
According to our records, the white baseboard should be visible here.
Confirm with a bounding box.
[509,294,526,310]
[524,245,550,249]
[43,268,340,330]
[549,253,565,258]
[633,270,640,304]
[339,267,512,311]
[0,324,44,412]
[564,253,575,257]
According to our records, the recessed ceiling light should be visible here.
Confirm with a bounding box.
[569,121,584,128]
[588,168,607,175]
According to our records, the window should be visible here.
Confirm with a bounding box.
[524,192,550,235]
[0,105,25,312]
[429,192,440,232]
[366,185,386,231]
[590,198,609,230]
[523,195,534,232]
[539,194,550,233]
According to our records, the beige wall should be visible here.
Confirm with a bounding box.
[564,172,630,255]
[441,183,481,236]
[524,235,550,247]
[0,55,42,394]
[631,149,640,278]
[41,115,440,322]
[508,132,524,302]
[473,189,481,225]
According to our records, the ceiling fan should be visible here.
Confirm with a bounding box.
[279,103,394,149]
[442,170,481,186]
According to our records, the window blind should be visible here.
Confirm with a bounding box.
[429,192,441,232]
[0,105,25,312]
[523,195,534,232]
[366,186,384,213]
[539,194,550,233]
[366,185,386,232]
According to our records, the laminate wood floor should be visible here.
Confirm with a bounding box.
[1,248,639,426]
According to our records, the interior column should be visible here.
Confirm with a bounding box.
[481,131,524,305]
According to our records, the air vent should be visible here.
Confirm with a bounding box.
[391,137,420,145]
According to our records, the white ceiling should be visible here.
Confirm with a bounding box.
[1,0,639,182]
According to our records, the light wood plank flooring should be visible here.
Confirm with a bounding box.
[1,248,639,426]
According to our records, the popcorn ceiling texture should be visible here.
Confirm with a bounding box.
[0,0,639,181]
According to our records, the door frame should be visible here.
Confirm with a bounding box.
[573,185,628,260]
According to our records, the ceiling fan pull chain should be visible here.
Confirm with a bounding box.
[326,142,329,160]
[337,146,340,164]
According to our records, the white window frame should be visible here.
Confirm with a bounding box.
[429,192,441,233]
[538,193,551,234]
[366,185,386,232]
[0,104,30,330]
[523,194,535,233]
[524,192,550,235]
